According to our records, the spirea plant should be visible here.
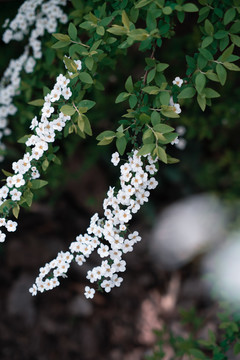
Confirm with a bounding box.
[0,0,240,300]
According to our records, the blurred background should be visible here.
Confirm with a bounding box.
[1,1,240,359]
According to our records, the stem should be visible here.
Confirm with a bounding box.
[71,40,90,48]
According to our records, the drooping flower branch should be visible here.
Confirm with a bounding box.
[29,150,158,298]
[0,67,75,242]
[0,0,68,160]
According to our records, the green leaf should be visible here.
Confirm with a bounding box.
[142,86,160,95]
[220,44,234,62]
[139,113,151,124]
[214,30,228,39]
[197,54,208,69]
[199,48,213,60]
[204,88,220,98]
[116,136,127,155]
[223,8,236,25]
[167,155,179,164]
[223,62,240,71]
[52,40,71,49]
[129,94,138,108]
[157,146,167,163]
[122,10,130,30]
[128,29,149,42]
[142,128,154,144]
[22,189,33,207]
[64,56,78,73]
[77,113,84,132]
[161,109,180,118]
[42,158,49,171]
[201,35,213,48]
[137,143,155,156]
[153,124,174,134]
[229,21,240,34]
[31,179,48,189]
[147,68,156,84]
[0,200,12,214]
[96,26,105,36]
[85,57,94,71]
[204,19,214,36]
[79,72,93,84]
[125,76,134,93]
[52,33,70,42]
[195,73,206,93]
[28,99,44,106]
[17,135,31,144]
[205,71,219,82]
[116,92,130,103]
[107,25,128,36]
[197,94,206,111]
[12,205,20,219]
[60,105,76,116]
[98,137,115,145]
[78,100,95,110]
[182,3,199,12]
[96,130,116,141]
[231,34,240,47]
[189,348,206,359]
[163,6,172,15]
[216,63,227,85]
[159,92,170,106]
[156,63,169,72]
[135,0,153,9]
[178,87,196,99]
[2,169,13,177]
[151,111,161,126]
[68,22,77,40]
[83,115,92,136]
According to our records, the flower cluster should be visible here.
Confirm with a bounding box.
[0,0,68,160]
[0,72,72,242]
[29,150,159,298]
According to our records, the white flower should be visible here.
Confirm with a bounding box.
[10,188,21,201]
[173,76,183,87]
[12,174,25,188]
[111,274,123,287]
[0,218,6,227]
[50,88,61,102]
[113,259,126,273]
[6,220,17,232]
[147,177,158,190]
[0,231,6,242]
[62,87,72,100]
[0,185,9,199]
[29,284,37,296]
[30,116,38,130]
[146,164,157,175]
[84,286,95,299]
[172,103,181,114]
[97,244,109,258]
[75,254,85,266]
[42,104,54,118]
[101,279,113,293]
[118,209,132,223]
[111,152,120,166]
[122,240,134,253]
[75,59,82,70]
[128,231,141,243]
